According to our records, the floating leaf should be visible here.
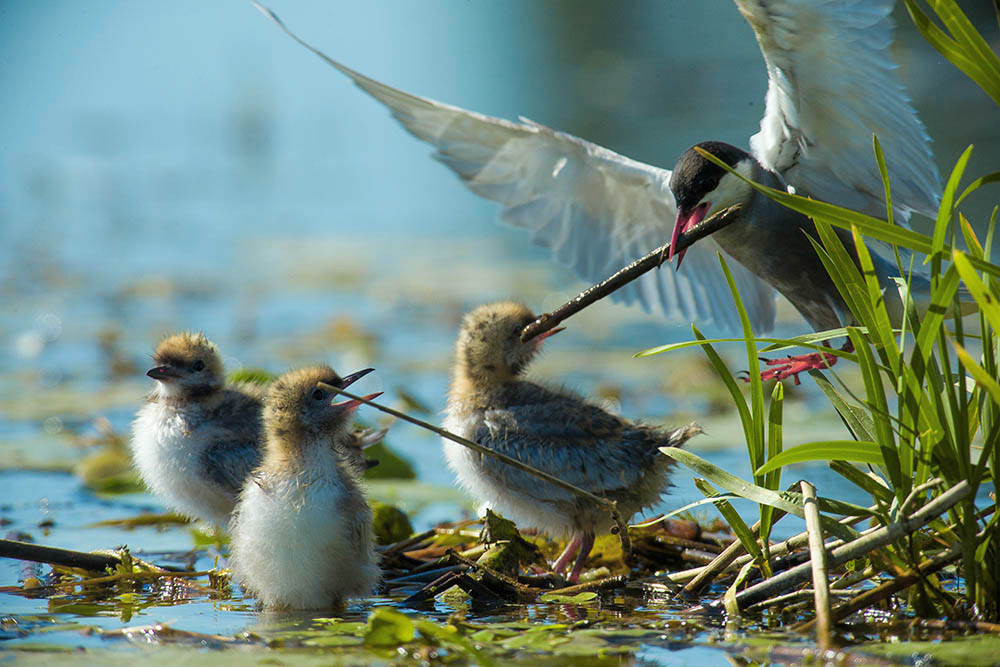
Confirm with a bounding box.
[538,592,598,604]
[363,608,415,647]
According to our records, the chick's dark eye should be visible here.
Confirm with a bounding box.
[311,388,325,401]
[192,360,205,372]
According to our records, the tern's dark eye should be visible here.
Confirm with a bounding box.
[311,388,325,401]
[192,360,205,372]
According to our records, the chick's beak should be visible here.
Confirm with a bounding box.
[146,365,181,381]
[534,327,565,343]
[329,368,381,414]
[332,392,383,414]
[337,367,375,389]
[669,202,711,269]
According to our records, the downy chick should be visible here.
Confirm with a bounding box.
[131,333,384,526]
[130,332,266,526]
[443,302,700,582]
[229,365,381,610]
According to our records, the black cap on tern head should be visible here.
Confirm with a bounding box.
[669,141,750,212]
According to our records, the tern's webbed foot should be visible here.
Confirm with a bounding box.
[757,350,839,385]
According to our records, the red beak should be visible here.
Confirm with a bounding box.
[669,202,711,269]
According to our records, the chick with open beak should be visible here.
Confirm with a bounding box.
[229,365,382,610]
[443,302,700,582]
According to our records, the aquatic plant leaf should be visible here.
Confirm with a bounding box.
[415,621,496,667]
[225,367,275,385]
[754,441,884,475]
[903,0,1000,106]
[953,250,1000,334]
[636,333,854,358]
[363,608,415,647]
[371,501,413,545]
[952,341,1000,408]
[538,592,598,604]
[809,371,876,442]
[956,172,1000,208]
[694,478,763,565]
[362,440,417,480]
[930,146,973,264]
[659,447,858,540]
[829,461,894,506]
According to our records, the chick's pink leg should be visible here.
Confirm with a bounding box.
[567,532,595,584]
[552,534,582,575]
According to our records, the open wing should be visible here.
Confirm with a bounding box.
[256,3,777,332]
[738,0,941,220]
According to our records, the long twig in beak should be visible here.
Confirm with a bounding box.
[317,382,632,560]
[520,204,742,342]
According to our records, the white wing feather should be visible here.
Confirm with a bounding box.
[737,0,941,220]
[296,48,777,331]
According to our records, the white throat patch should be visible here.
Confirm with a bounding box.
[702,159,755,211]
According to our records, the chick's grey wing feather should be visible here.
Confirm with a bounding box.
[200,441,263,496]
[738,0,940,220]
[256,4,776,332]
[200,388,265,495]
[472,397,666,502]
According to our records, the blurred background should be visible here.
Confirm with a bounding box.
[1,2,997,528]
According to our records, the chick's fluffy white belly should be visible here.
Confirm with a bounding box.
[130,402,232,524]
[442,412,573,538]
[230,472,377,609]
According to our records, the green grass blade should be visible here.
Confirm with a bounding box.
[953,250,1000,334]
[761,381,784,545]
[960,214,986,261]
[952,340,1000,407]
[873,134,895,228]
[658,447,858,541]
[717,253,765,482]
[847,327,905,494]
[809,370,876,442]
[905,0,1000,104]
[638,332,863,358]
[687,326,755,448]
[913,265,962,372]
[956,171,1000,208]
[755,441,884,475]
[829,460,894,506]
[851,224,902,371]
[694,479,764,566]
[930,145,974,263]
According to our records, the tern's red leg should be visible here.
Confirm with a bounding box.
[757,341,853,385]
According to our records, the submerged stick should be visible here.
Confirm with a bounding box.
[520,205,742,342]
[319,384,632,560]
[796,539,971,633]
[801,481,833,649]
[0,539,121,572]
[682,519,762,595]
[668,504,874,586]
[696,480,971,613]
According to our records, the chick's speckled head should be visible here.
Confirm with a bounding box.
[455,302,550,386]
[148,332,224,398]
[263,366,362,451]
